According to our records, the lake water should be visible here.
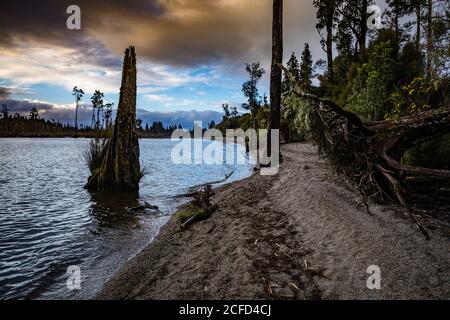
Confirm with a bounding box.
[0,138,253,300]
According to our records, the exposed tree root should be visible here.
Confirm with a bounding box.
[281,65,450,239]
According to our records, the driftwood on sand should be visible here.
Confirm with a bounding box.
[126,202,160,213]
[281,64,450,239]
[176,171,235,198]
[85,46,141,192]
[179,186,219,229]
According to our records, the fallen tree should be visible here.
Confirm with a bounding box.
[281,65,450,239]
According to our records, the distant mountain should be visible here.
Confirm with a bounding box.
[137,109,223,129]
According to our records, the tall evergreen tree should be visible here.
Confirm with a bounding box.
[90,90,104,129]
[222,104,231,119]
[29,106,39,120]
[230,106,239,118]
[300,43,314,91]
[242,62,265,129]
[314,0,337,83]
[72,86,84,130]
[269,0,283,157]
[338,0,372,56]
[104,102,114,128]
[282,52,300,93]
[335,19,354,57]
[406,0,427,49]
[386,0,410,59]
[1,104,8,120]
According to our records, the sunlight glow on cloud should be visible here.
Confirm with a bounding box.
[0,41,120,94]
[0,39,217,97]
[0,0,323,120]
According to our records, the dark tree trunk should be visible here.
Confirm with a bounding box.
[96,108,101,129]
[269,0,283,156]
[426,0,433,79]
[85,46,141,192]
[75,103,78,130]
[359,0,368,54]
[394,7,400,60]
[416,2,421,49]
[91,108,95,128]
[326,6,334,84]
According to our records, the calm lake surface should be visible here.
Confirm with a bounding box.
[0,138,253,299]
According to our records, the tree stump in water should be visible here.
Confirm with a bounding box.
[85,46,141,192]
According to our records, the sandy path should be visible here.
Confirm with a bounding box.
[98,143,449,300]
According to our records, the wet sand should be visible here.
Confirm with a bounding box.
[98,143,449,300]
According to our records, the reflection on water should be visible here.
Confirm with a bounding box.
[89,191,141,232]
[0,138,252,300]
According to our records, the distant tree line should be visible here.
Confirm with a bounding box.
[137,120,182,138]
[0,104,84,137]
[0,103,181,138]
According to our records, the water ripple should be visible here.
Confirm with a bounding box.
[0,138,253,299]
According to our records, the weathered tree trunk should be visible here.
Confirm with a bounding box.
[415,1,421,49]
[326,20,334,84]
[324,2,334,84]
[426,0,433,79]
[85,46,141,192]
[269,0,283,156]
[359,0,368,54]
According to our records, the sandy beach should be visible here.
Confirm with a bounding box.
[98,143,449,300]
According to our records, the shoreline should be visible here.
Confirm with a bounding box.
[97,143,449,300]
[0,135,173,139]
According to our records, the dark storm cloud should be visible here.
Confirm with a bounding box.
[0,0,321,68]
[0,99,99,123]
[69,37,123,69]
[0,87,12,99]
[0,0,164,67]
[0,0,164,38]
[0,99,54,112]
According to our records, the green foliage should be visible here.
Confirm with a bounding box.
[281,94,313,142]
[179,185,218,225]
[398,42,424,85]
[403,134,450,170]
[242,62,265,128]
[179,205,209,223]
[29,106,39,120]
[218,104,240,130]
[335,19,354,57]
[103,103,114,128]
[1,104,9,119]
[347,41,396,121]
[72,87,84,100]
[428,3,450,79]
[309,0,450,177]
[282,52,300,94]
[82,138,108,173]
[136,121,180,138]
[389,77,434,118]
[388,76,450,119]
[91,90,104,129]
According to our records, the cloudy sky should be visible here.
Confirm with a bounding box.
[0,0,385,127]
